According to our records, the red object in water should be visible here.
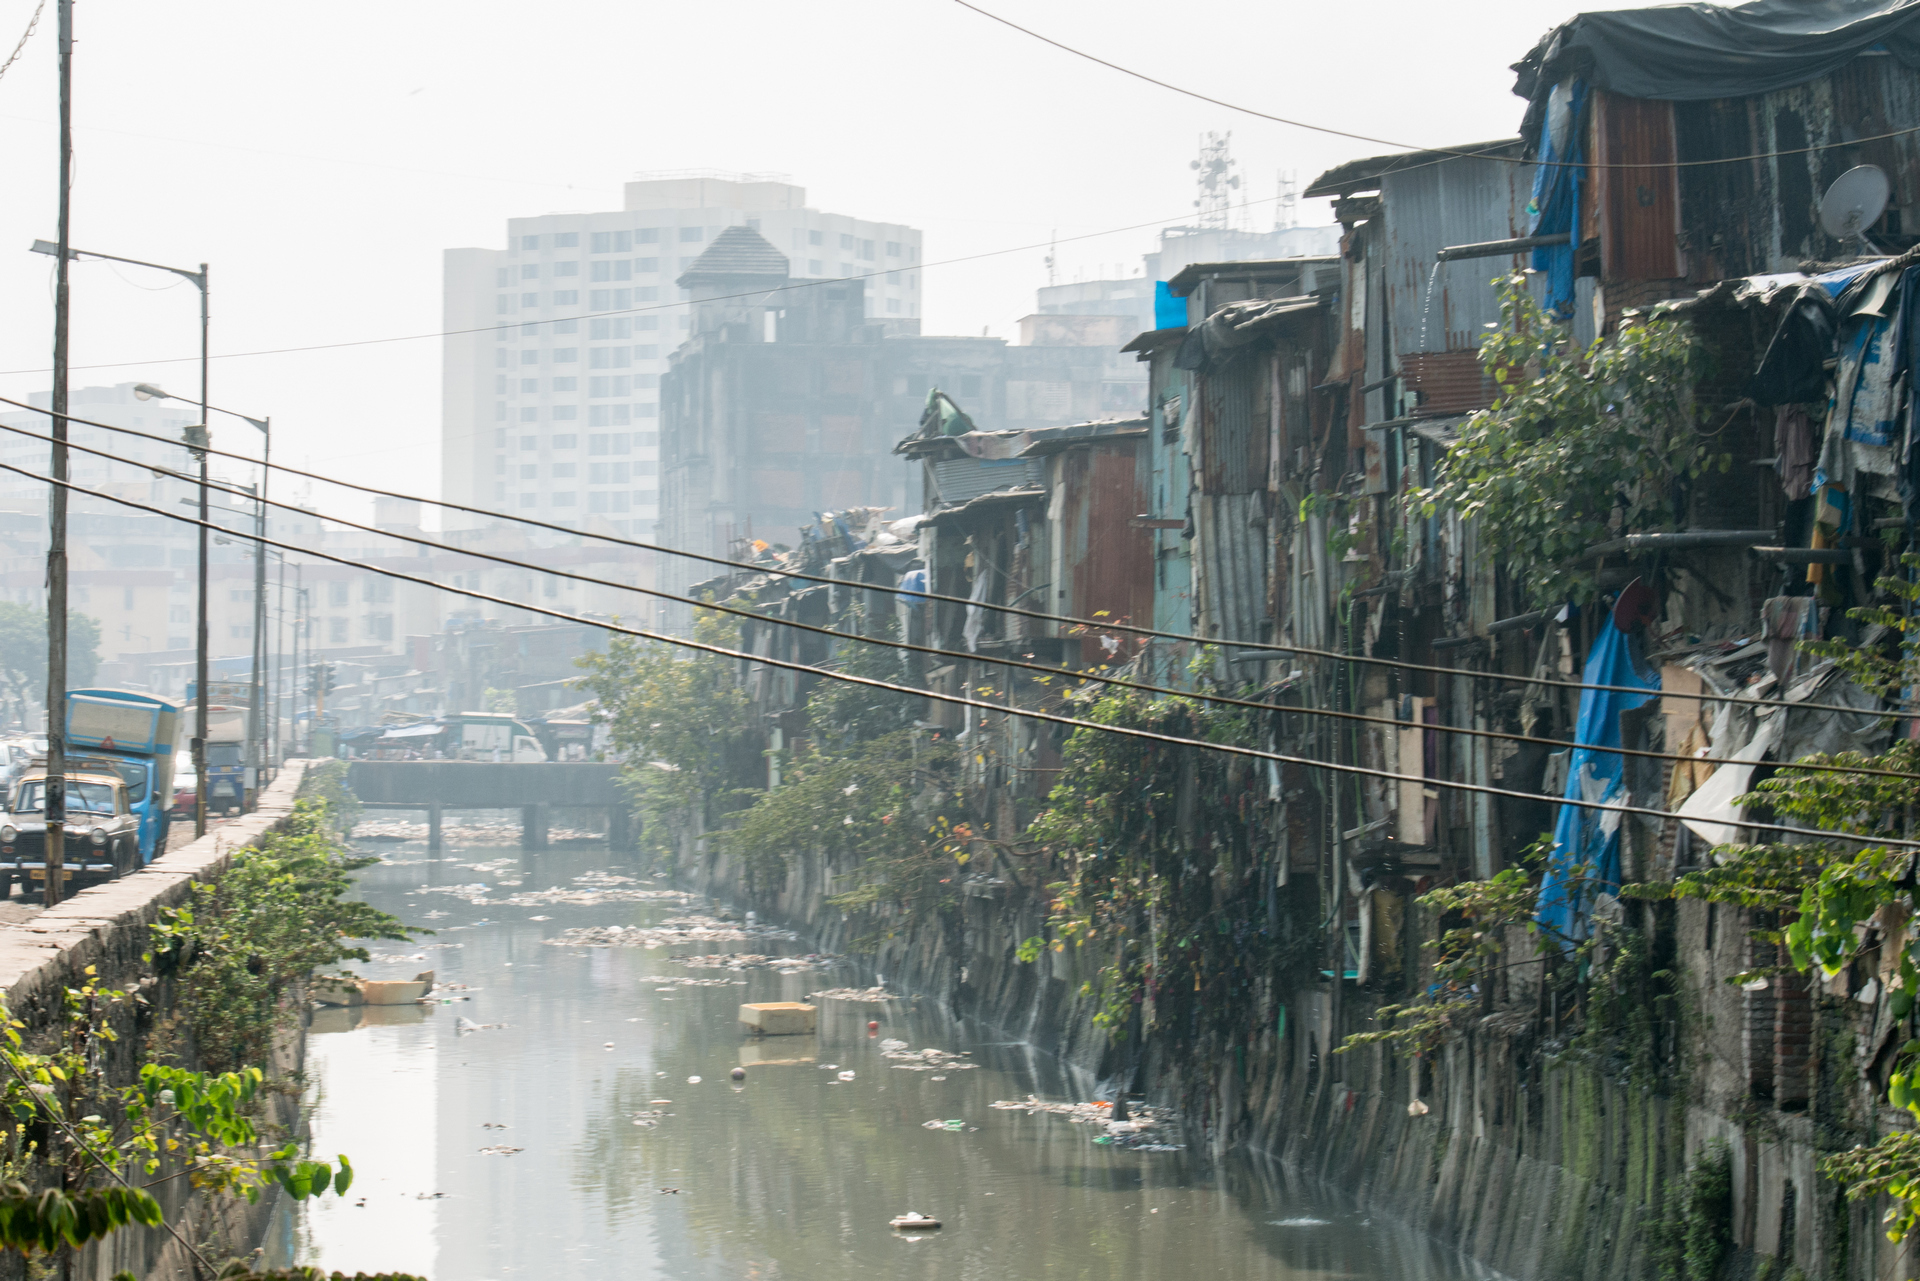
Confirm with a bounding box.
[868,1021,880,1033]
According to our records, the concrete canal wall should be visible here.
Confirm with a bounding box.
[0,761,314,1281]
[693,845,1899,1281]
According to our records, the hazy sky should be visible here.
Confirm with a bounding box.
[0,0,1630,523]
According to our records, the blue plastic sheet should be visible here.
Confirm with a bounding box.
[1153,282,1186,331]
[1535,616,1658,947]
[1528,80,1587,321]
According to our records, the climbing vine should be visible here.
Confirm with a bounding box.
[1415,274,1723,607]
[1021,684,1308,1041]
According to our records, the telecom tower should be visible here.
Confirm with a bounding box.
[1275,170,1299,230]
[1190,132,1240,229]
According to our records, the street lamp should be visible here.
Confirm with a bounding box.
[34,241,211,837]
[136,384,271,802]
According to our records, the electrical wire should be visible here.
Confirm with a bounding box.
[949,0,1920,172]
[10,457,1920,852]
[0,189,1302,379]
[0,0,45,85]
[4,414,1913,783]
[0,393,1890,723]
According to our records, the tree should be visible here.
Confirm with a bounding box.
[1415,274,1723,607]
[0,602,100,701]
[573,609,760,867]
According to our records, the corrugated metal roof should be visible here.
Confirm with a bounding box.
[1167,256,1339,295]
[1121,325,1188,355]
[927,484,1047,527]
[1017,416,1149,457]
[1305,139,1524,199]
[931,457,1046,505]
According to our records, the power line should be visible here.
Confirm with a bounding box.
[0,191,1294,379]
[24,416,1903,784]
[7,457,1916,852]
[949,0,1920,172]
[0,393,1886,724]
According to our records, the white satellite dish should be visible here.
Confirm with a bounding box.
[1819,164,1892,249]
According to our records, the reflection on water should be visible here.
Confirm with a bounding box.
[273,833,1485,1281]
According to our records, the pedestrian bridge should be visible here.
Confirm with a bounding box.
[345,761,634,850]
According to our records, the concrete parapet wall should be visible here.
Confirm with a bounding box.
[0,760,314,1281]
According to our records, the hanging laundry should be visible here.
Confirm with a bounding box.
[1773,406,1815,500]
[1760,595,1821,683]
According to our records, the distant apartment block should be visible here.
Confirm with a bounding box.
[442,172,923,537]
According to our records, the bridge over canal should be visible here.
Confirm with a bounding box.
[345,761,634,850]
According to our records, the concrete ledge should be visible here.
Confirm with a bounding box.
[0,760,313,1009]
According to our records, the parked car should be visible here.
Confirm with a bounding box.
[0,763,141,899]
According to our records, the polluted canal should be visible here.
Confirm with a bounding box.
[270,820,1483,1280]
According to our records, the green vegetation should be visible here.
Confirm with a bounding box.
[0,970,347,1271]
[574,609,760,867]
[149,794,418,1075]
[1415,274,1721,607]
[1019,683,1308,1040]
[1647,1141,1734,1281]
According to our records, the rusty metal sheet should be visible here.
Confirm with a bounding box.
[1059,441,1155,642]
[1595,91,1684,282]
[1400,350,1492,416]
[1198,364,1265,496]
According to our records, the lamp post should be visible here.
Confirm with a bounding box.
[136,385,269,805]
[32,243,209,836]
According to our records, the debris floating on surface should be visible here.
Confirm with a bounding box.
[890,1212,941,1230]
[355,817,600,846]
[886,1047,977,1072]
[477,1145,523,1156]
[545,915,799,950]
[807,986,895,1003]
[988,1095,1184,1150]
[675,951,842,973]
[416,871,694,911]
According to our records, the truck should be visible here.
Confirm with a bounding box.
[173,706,247,816]
[443,713,548,763]
[63,689,182,865]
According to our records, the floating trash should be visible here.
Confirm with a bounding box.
[890,1212,941,1231]
[989,1096,1183,1150]
[548,915,800,950]
[687,1076,702,1084]
[921,1119,968,1132]
[675,952,843,973]
[808,986,894,1003]
[477,1145,522,1156]
[886,1047,977,1072]
[838,1070,857,1082]
[1270,1218,1332,1227]
[879,1038,909,1052]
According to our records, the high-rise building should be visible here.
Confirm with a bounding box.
[441,172,923,536]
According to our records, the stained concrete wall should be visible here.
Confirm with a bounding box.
[0,760,314,1281]
[693,843,1916,1281]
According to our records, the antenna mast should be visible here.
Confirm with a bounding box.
[1190,132,1239,230]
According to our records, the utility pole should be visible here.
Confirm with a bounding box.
[191,264,209,838]
[43,0,73,908]
[247,421,269,803]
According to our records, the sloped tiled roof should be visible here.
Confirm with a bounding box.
[677,226,790,285]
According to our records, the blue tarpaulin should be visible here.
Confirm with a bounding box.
[1154,282,1186,330]
[1536,616,1658,946]
[1528,79,1587,321]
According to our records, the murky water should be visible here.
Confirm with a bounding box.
[271,825,1483,1281]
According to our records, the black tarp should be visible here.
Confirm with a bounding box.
[1513,0,1920,104]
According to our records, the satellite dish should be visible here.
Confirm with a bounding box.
[1819,164,1892,248]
